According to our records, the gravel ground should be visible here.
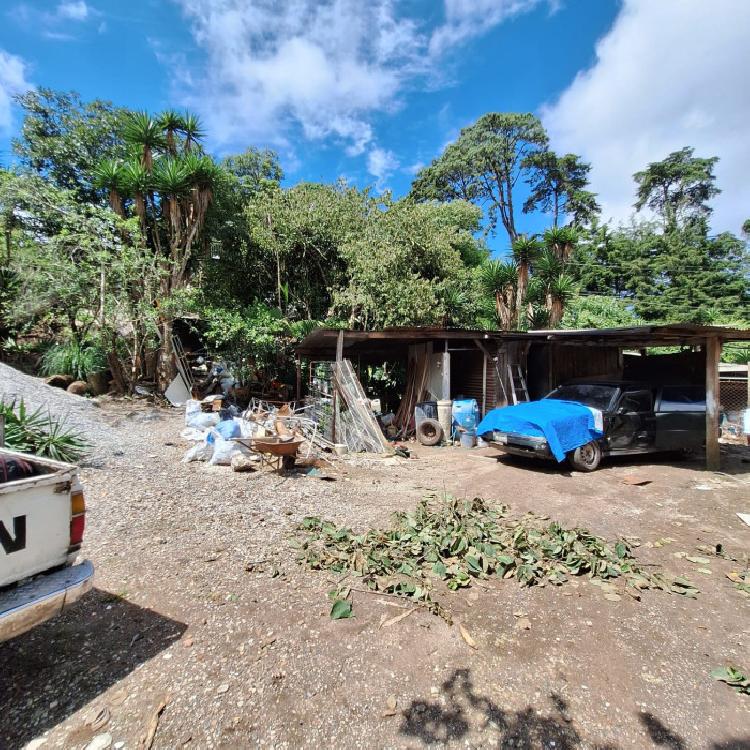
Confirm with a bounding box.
[1,375,749,749]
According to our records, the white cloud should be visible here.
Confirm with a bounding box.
[172,0,430,153]
[0,49,31,133]
[428,0,552,56]
[170,0,551,156]
[367,146,399,187]
[542,0,750,234]
[57,1,89,21]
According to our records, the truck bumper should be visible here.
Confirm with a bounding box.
[490,432,553,460]
[0,559,94,643]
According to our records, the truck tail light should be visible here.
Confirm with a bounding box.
[69,490,86,552]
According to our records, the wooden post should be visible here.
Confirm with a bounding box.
[481,354,487,417]
[295,357,302,403]
[705,335,721,471]
[332,330,344,444]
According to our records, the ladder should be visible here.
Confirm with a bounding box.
[507,363,529,404]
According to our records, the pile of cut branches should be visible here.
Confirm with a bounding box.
[297,496,699,616]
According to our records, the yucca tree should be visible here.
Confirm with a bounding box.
[543,225,577,261]
[121,160,150,230]
[511,234,541,321]
[440,287,468,327]
[546,273,577,327]
[122,111,165,171]
[158,109,185,155]
[479,259,518,331]
[181,113,205,152]
[93,159,127,217]
[96,107,217,392]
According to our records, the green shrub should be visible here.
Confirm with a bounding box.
[40,339,107,381]
[0,398,88,462]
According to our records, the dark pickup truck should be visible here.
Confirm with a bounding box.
[490,380,706,471]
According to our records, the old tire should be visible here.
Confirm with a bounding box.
[417,418,444,446]
[568,440,602,472]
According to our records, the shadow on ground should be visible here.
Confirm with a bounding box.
[640,711,750,750]
[0,588,186,749]
[399,668,616,748]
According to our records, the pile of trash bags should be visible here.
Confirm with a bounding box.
[180,396,308,469]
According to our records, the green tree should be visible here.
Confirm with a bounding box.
[634,147,720,232]
[12,88,128,204]
[410,112,548,242]
[523,151,599,227]
[94,109,220,390]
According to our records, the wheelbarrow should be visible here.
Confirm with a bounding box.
[234,436,304,473]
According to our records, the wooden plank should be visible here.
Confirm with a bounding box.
[705,335,722,471]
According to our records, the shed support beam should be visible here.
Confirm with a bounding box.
[705,336,721,471]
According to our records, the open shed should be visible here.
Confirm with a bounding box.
[296,323,750,469]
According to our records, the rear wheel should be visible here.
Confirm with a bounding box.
[568,440,602,471]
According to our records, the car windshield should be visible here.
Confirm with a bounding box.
[545,384,618,411]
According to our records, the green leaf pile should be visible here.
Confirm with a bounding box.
[711,666,750,695]
[297,496,699,614]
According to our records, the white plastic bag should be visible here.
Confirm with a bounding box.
[182,439,214,463]
[207,435,251,466]
[181,427,206,442]
[185,399,201,426]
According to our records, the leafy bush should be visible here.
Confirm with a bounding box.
[40,339,107,381]
[0,398,88,462]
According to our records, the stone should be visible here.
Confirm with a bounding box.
[231,454,257,472]
[45,374,74,389]
[67,380,89,396]
[84,734,112,750]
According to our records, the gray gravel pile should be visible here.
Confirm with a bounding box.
[0,362,149,462]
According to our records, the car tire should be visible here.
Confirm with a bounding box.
[417,418,444,446]
[568,440,602,471]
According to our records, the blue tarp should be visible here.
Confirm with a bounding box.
[476,400,604,462]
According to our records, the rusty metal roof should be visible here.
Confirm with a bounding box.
[296,324,750,357]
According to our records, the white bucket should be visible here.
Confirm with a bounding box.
[437,399,453,443]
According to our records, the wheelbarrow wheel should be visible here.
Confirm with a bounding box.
[281,455,296,472]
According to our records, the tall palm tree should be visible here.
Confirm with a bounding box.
[479,259,518,331]
[153,157,190,239]
[511,234,541,323]
[122,112,165,171]
[93,159,126,217]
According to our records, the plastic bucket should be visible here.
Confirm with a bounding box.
[460,431,476,448]
[437,400,453,442]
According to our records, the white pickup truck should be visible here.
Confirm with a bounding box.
[0,448,94,642]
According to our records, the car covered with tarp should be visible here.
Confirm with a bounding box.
[476,380,706,471]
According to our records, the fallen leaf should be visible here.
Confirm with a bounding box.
[330,599,353,620]
[459,623,477,649]
[604,593,622,602]
[515,617,532,630]
[686,556,711,565]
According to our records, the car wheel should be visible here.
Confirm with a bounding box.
[417,418,444,446]
[569,440,602,472]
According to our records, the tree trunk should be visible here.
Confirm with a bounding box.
[156,318,176,393]
[107,349,128,394]
[515,262,528,328]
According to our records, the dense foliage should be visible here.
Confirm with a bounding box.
[0,93,748,393]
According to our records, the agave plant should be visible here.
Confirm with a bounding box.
[534,248,563,281]
[440,287,468,327]
[527,304,551,330]
[122,160,151,227]
[479,259,517,330]
[122,111,165,171]
[0,398,88,462]
[93,159,126,217]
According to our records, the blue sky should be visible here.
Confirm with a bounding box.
[1,0,748,253]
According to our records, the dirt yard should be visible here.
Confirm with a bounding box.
[1,396,749,749]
